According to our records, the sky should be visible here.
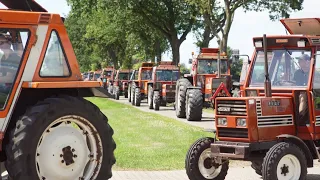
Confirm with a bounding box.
[2,0,319,67]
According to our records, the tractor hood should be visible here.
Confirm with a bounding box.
[280,18,320,35]
[1,0,47,12]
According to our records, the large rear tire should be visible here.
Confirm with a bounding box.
[262,142,307,180]
[148,85,154,109]
[4,95,116,180]
[175,78,192,118]
[128,84,131,102]
[153,91,160,111]
[186,88,203,121]
[131,84,136,105]
[185,137,229,180]
[134,87,141,106]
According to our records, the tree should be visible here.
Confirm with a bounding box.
[188,0,304,52]
[126,0,199,65]
[179,63,191,75]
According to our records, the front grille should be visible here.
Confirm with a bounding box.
[217,100,247,116]
[218,127,248,138]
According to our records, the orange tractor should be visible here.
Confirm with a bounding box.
[185,18,320,180]
[128,62,154,106]
[146,61,180,110]
[101,66,115,91]
[113,69,131,100]
[175,48,239,121]
[0,1,116,179]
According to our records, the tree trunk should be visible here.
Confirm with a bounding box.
[154,39,161,63]
[199,25,213,51]
[170,36,180,65]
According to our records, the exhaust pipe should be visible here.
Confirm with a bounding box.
[263,34,272,97]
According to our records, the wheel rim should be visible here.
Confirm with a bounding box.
[276,154,301,180]
[36,115,103,180]
[198,148,222,179]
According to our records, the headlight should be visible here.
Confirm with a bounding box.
[237,118,247,127]
[217,117,227,126]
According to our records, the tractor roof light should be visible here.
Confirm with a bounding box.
[254,41,263,48]
[297,40,305,47]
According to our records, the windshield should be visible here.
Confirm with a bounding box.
[94,73,101,79]
[119,72,129,80]
[141,69,152,80]
[104,70,112,76]
[197,59,228,74]
[249,49,312,87]
[156,70,179,81]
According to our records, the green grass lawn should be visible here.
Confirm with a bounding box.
[87,97,212,171]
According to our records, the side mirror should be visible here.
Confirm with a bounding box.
[188,58,192,64]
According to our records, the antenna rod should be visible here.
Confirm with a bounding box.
[263,34,272,97]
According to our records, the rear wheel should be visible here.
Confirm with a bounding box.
[175,78,192,118]
[4,95,116,180]
[134,87,141,106]
[148,85,154,109]
[153,91,160,111]
[186,88,203,121]
[128,84,131,102]
[251,160,262,176]
[262,142,307,180]
[131,84,136,105]
[185,137,229,180]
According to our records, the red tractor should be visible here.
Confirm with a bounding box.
[128,62,154,106]
[185,18,320,180]
[146,61,180,110]
[175,48,238,121]
[113,69,131,100]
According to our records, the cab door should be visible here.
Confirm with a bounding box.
[311,49,320,139]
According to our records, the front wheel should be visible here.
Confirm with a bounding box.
[262,142,307,180]
[4,95,116,180]
[185,137,229,180]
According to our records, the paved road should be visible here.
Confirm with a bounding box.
[108,95,320,180]
[111,96,216,130]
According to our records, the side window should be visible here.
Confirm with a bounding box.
[40,31,70,77]
[313,51,320,110]
[0,29,29,109]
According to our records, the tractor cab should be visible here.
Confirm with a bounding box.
[112,69,131,100]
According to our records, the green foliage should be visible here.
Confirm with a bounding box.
[65,0,169,72]
[125,0,199,65]
[179,63,191,75]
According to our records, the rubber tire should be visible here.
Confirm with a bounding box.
[160,100,167,107]
[134,87,141,106]
[114,86,120,100]
[131,84,136,105]
[128,84,131,102]
[153,91,160,111]
[124,90,128,98]
[251,160,262,176]
[148,85,154,109]
[262,142,307,180]
[185,137,229,180]
[4,95,116,180]
[186,88,203,121]
[175,78,192,118]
